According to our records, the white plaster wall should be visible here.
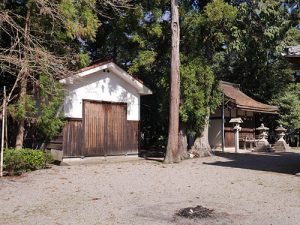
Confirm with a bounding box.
[63,70,140,121]
[208,119,222,148]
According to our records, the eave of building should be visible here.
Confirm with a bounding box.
[234,105,279,114]
[284,55,300,65]
[59,60,152,96]
[220,81,278,115]
[283,45,300,65]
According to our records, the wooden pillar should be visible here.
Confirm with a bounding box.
[221,92,225,152]
[1,86,6,177]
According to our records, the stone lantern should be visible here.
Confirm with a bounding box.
[229,118,243,153]
[275,125,287,141]
[257,123,269,139]
[254,123,270,152]
[273,125,290,152]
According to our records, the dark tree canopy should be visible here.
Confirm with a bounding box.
[1,0,300,151]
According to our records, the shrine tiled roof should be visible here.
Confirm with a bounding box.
[283,45,300,57]
[220,81,278,114]
[282,45,300,67]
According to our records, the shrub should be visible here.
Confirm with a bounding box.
[3,148,53,175]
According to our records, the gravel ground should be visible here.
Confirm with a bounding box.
[0,151,300,225]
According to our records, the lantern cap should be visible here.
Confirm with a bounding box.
[229,117,243,124]
[256,123,269,131]
[275,125,287,132]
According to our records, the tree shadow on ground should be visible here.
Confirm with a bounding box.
[204,151,300,175]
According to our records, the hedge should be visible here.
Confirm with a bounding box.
[3,148,53,175]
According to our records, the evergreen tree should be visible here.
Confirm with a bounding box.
[272,83,300,131]
[0,0,129,148]
[91,0,238,155]
[219,0,300,102]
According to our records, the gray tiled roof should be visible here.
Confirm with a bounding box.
[283,45,300,56]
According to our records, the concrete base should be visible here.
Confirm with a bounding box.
[46,149,63,161]
[62,155,140,166]
[254,139,271,152]
[273,140,290,152]
[213,147,252,154]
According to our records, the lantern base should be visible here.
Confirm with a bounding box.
[273,140,290,152]
[254,139,271,152]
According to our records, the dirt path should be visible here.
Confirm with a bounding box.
[0,152,300,225]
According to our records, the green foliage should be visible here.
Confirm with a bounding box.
[180,57,221,135]
[205,0,237,22]
[282,28,300,47]
[91,0,236,144]
[88,0,300,147]
[182,0,237,58]
[220,0,299,102]
[37,74,65,140]
[202,0,237,48]
[1,0,104,147]
[131,33,146,48]
[79,52,90,68]
[272,83,300,130]
[128,50,157,74]
[90,0,172,146]
[8,96,37,121]
[3,148,53,176]
[180,0,233,135]
[59,0,100,40]
[7,74,65,141]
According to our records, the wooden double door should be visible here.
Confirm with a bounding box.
[63,100,139,157]
[83,100,128,156]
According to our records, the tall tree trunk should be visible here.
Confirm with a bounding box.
[15,8,30,149]
[190,115,213,157]
[15,75,28,149]
[164,0,180,163]
[178,123,189,160]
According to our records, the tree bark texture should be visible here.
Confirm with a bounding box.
[164,0,180,163]
[15,8,30,149]
[178,124,189,160]
[15,75,28,149]
[190,116,213,157]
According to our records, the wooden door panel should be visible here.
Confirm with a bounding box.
[126,121,139,154]
[225,132,234,147]
[83,101,127,156]
[63,119,83,157]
